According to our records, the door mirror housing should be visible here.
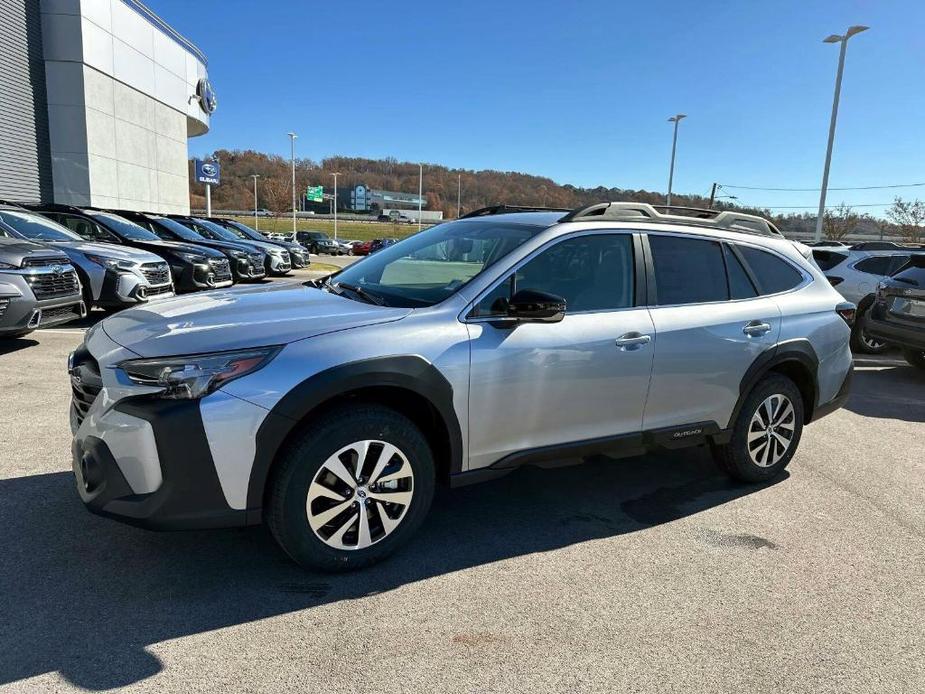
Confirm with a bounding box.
[507,289,566,323]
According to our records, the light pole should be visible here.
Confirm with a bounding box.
[287,132,297,235]
[418,163,423,231]
[457,173,461,218]
[666,114,686,207]
[251,174,260,230]
[814,25,869,241]
[331,172,340,240]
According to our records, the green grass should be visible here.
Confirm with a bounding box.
[226,216,426,242]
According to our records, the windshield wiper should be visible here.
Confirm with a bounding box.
[334,281,387,306]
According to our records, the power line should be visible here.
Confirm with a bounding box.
[750,202,893,210]
[718,181,925,192]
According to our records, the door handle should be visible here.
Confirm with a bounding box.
[743,321,772,337]
[615,332,652,350]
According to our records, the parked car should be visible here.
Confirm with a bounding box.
[812,246,925,353]
[352,240,373,256]
[295,230,340,255]
[179,217,291,276]
[0,204,173,310]
[376,214,390,223]
[208,218,308,269]
[866,255,925,370]
[333,239,355,255]
[0,234,85,337]
[68,202,852,571]
[28,205,234,292]
[115,212,266,283]
[369,237,398,253]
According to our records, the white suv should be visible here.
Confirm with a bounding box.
[69,203,854,570]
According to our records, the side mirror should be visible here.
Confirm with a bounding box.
[507,289,566,323]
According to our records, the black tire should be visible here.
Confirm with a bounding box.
[902,349,925,370]
[267,404,436,572]
[850,305,889,354]
[712,374,804,483]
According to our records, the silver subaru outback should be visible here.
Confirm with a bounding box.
[69,203,854,571]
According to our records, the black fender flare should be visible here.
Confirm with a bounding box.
[244,356,463,520]
[724,339,820,434]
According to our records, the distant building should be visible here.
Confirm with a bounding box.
[0,0,212,213]
[346,184,424,212]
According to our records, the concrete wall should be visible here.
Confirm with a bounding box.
[39,0,210,213]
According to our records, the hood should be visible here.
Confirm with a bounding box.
[189,238,263,255]
[133,239,226,259]
[99,282,412,357]
[0,238,70,265]
[43,240,164,264]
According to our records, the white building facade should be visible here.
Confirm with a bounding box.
[0,0,211,213]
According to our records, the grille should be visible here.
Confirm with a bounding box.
[25,269,80,300]
[39,304,82,326]
[70,347,102,427]
[209,258,232,282]
[0,298,9,317]
[22,256,68,268]
[147,284,173,297]
[140,262,171,286]
[249,253,264,265]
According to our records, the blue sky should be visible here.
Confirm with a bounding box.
[158,0,925,215]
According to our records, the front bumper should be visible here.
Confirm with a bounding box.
[232,258,267,282]
[97,267,174,307]
[172,261,234,292]
[267,254,291,275]
[72,397,246,530]
[0,291,85,334]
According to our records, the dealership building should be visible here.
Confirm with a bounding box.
[0,0,212,214]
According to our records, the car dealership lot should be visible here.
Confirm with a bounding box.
[0,292,923,693]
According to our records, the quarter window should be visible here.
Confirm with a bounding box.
[473,234,635,316]
[738,246,804,294]
[853,256,892,277]
[724,245,758,299]
[649,236,728,305]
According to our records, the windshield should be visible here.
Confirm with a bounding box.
[330,219,546,307]
[0,211,82,242]
[87,212,161,241]
[193,219,243,242]
[225,221,263,241]
[156,218,207,242]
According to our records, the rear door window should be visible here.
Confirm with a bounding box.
[649,235,727,305]
[812,250,848,271]
[738,246,804,295]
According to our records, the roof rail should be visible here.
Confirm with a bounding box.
[460,204,571,219]
[559,202,783,238]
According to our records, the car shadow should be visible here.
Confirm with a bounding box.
[0,449,785,690]
[845,363,925,423]
[0,337,39,355]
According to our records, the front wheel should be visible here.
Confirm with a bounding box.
[712,374,804,483]
[267,405,435,572]
[902,349,925,370]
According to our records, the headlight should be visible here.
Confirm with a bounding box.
[229,250,249,259]
[119,346,281,400]
[176,251,208,264]
[86,254,135,271]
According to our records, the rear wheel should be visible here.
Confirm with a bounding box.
[712,374,804,483]
[902,349,925,370]
[267,405,435,571]
[850,305,889,354]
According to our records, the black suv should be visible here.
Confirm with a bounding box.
[867,255,925,369]
[117,212,266,283]
[208,218,308,269]
[28,205,233,292]
[295,230,339,254]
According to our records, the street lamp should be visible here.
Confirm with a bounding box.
[331,172,340,240]
[287,132,297,235]
[457,173,461,218]
[666,114,686,207]
[250,174,260,230]
[418,163,423,231]
[814,25,869,241]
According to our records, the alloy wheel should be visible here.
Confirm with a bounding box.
[859,330,885,351]
[747,394,796,467]
[306,440,414,550]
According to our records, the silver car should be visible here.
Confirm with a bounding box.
[69,203,853,570]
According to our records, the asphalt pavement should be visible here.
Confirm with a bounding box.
[0,300,922,693]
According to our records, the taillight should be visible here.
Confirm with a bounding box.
[827,276,844,287]
[836,301,856,326]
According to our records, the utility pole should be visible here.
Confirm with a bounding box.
[666,114,686,207]
[457,173,461,218]
[418,163,423,231]
[814,25,869,242]
[251,174,260,230]
[708,182,717,209]
[288,132,297,235]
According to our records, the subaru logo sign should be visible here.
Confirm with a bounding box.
[196,78,217,114]
[195,159,221,186]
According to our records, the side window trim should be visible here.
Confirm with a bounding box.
[725,242,761,296]
[462,229,639,322]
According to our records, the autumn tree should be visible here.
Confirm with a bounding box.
[822,203,859,241]
[262,177,291,216]
[886,197,925,242]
